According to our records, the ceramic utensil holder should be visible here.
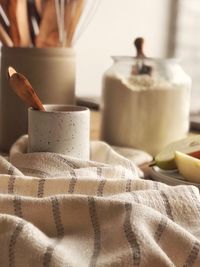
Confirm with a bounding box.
[28,105,90,160]
[0,47,76,152]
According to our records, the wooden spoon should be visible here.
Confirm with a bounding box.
[8,66,45,111]
[36,0,58,47]
[0,23,13,46]
[35,0,44,16]
[132,37,152,75]
[0,0,20,45]
[16,0,32,47]
[67,0,84,47]
[7,0,20,46]
[27,0,41,44]
[134,37,146,58]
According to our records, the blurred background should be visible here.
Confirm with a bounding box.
[76,0,200,112]
[1,0,200,112]
[76,0,171,97]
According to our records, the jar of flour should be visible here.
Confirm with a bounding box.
[101,50,191,156]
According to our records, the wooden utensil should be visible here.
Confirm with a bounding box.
[55,0,66,46]
[0,23,13,46]
[7,0,20,46]
[16,0,32,47]
[0,0,9,18]
[35,0,44,16]
[27,0,41,44]
[65,0,73,35]
[0,5,10,33]
[66,0,84,46]
[1,0,23,46]
[36,0,58,47]
[132,37,152,75]
[135,37,146,58]
[8,66,45,111]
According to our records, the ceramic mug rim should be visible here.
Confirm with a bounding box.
[29,104,89,114]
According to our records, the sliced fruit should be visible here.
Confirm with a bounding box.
[174,151,200,183]
[155,135,200,170]
[189,150,200,159]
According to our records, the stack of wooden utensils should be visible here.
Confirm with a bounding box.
[0,0,100,48]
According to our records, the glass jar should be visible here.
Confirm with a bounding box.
[101,56,191,156]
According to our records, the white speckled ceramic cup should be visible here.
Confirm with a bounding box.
[28,105,90,160]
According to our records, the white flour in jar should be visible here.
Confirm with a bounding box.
[101,72,191,156]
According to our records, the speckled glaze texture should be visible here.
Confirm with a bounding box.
[28,105,90,160]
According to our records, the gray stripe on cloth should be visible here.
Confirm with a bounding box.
[8,165,15,175]
[154,217,167,242]
[96,167,102,179]
[43,240,65,267]
[68,170,77,194]
[124,202,140,266]
[52,154,79,169]
[9,221,25,267]
[37,178,46,198]
[97,180,106,197]
[160,191,174,221]
[183,241,200,267]
[51,196,64,237]
[13,196,23,218]
[130,192,140,204]
[8,176,16,194]
[126,179,132,192]
[88,197,101,267]
[43,245,54,267]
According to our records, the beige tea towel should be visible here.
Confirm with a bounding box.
[0,135,200,267]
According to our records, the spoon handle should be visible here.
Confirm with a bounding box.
[8,66,45,111]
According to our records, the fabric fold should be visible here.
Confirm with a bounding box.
[0,135,199,267]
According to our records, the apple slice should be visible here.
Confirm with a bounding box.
[155,135,200,170]
[174,151,200,183]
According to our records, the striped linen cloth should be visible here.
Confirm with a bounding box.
[0,136,200,266]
